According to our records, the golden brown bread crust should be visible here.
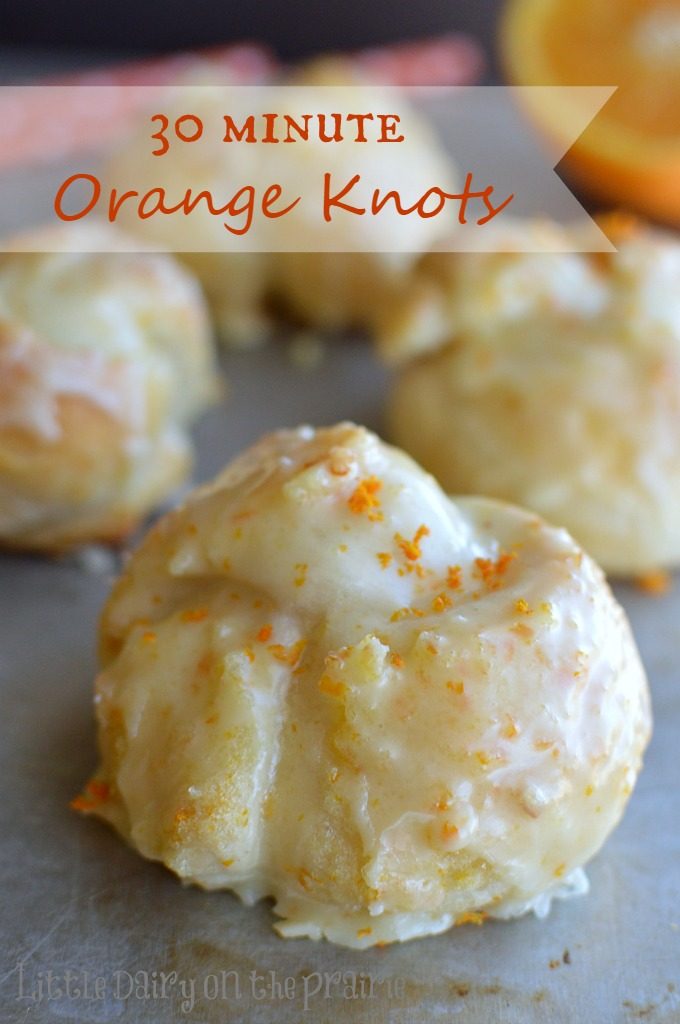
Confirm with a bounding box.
[0,394,188,552]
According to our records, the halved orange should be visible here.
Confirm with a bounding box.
[500,0,680,226]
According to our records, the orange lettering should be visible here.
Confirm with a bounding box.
[223,185,256,235]
[150,113,170,156]
[262,183,300,218]
[377,114,404,142]
[223,115,256,143]
[54,173,100,221]
[346,113,374,142]
[283,114,311,142]
[174,114,203,143]
[318,113,344,143]
[323,173,365,221]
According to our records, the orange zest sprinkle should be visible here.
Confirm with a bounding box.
[318,675,346,698]
[377,552,392,569]
[257,625,273,643]
[390,606,425,623]
[141,630,157,644]
[268,640,306,667]
[554,863,566,878]
[357,927,372,938]
[432,592,452,613]
[442,822,459,841]
[455,911,487,927]
[87,780,110,801]
[390,653,405,668]
[243,646,255,663]
[511,622,534,642]
[515,598,531,614]
[636,570,672,596]
[446,680,465,695]
[395,524,430,562]
[447,565,462,590]
[181,608,209,624]
[221,858,234,868]
[294,563,308,587]
[70,779,110,812]
[473,550,517,590]
[348,476,383,521]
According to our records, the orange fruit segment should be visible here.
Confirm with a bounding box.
[500,0,680,225]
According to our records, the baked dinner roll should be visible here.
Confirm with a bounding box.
[0,224,219,552]
[376,219,609,366]
[75,423,650,947]
[386,218,680,575]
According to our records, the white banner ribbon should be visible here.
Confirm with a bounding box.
[0,85,616,252]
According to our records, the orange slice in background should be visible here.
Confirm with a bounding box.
[500,0,680,226]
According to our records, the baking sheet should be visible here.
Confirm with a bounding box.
[0,339,679,1024]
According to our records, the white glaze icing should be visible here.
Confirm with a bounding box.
[83,424,651,947]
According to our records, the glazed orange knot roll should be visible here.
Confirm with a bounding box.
[76,423,650,948]
[0,224,220,552]
[383,217,680,576]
